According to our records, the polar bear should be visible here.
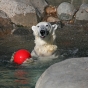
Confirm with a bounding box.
[31,22,59,60]
[10,22,59,64]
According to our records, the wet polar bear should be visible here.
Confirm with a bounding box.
[31,22,59,60]
[10,22,59,64]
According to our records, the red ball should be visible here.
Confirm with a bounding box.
[13,49,31,65]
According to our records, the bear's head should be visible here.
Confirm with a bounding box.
[32,22,57,39]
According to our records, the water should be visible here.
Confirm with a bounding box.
[0,34,64,88]
[0,53,63,88]
[0,57,65,88]
[0,23,88,88]
[0,65,46,88]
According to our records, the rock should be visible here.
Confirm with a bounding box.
[0,10,13,37]
[45,0,70,6]
[45,16,59,22]
[0,0,47,27]
[80,4,88,12]
[0,10,9,18]
[70,0,82,8]
[35,57,88,88]
[11,26,30,35]
[46,0,82,8]
[42,5,59,22]
[30,0,47,14]
[0,0,36,27]
[44,5,57,17]
[57,2,76,20]
[76,4,88,20]
[76,10,88,20]
[82,0,88,4]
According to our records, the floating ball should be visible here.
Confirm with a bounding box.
[13,49,31,65]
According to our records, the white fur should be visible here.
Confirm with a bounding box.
[31,22,59,60]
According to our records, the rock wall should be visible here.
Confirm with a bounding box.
[0,10,13,37]
[0,0,88,28]
[46,0,88,8]
[0,0,47,27]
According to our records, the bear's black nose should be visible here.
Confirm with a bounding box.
[40,30,45,36]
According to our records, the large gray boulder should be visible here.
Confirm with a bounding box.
[0,0,47,27]
[57,2,76,20]
[76,4,88,20]
[35,57,88,88]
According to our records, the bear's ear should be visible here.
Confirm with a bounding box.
[52,24,58,35]
[31,26,38,36]
[52,24,58,30]
[31,26,36,32]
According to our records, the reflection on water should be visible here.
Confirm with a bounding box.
[0,23,88,88]
[14,70,29,85]
[0,53,79,87]
[0,65,46,88]
[0,59,58,88]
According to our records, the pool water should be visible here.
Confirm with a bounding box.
[0,34,64,88]
[0,64,46,88]
[0,52,64,88]
[0,23,88,88]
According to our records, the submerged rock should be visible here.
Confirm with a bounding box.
[76,4,88,20]
[57,2,76,20]
[35,57,88,88]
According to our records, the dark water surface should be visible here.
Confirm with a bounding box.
[0,23,88,88]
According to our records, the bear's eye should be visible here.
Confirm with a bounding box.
[46,25,48,27]
[37,26,39,27]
